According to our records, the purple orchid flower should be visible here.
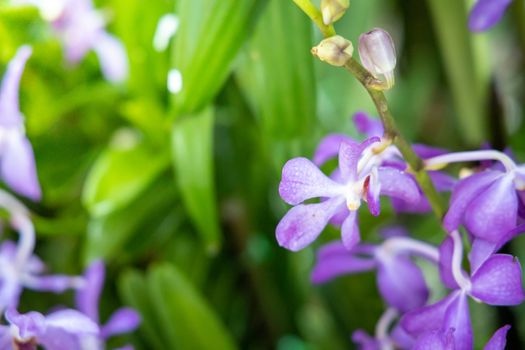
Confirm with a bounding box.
[469,0,513,32]
[311,232,437,313]
[0,190,83,312]
[0,307,98,350]
[401,231,524,350]
[75,260,140,349]
[314,112,455,214]
[0,46,41,200]
[428,149,525,244]
[21,0,128,83]
[277,136,420,251]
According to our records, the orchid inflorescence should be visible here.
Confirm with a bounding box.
[278,1,525,349]
[0,42,139,349]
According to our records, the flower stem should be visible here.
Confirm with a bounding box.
[291,0,446,219]
[381,236,439,263]
[292,0,336,37]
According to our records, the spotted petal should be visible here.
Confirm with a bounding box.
[378,167,420,204]
[276,197,344,251]
[341,210,360,250]
[443,292,472,350]
[338,137,380,182]
[470,254,525,305]
[279,157,342,205]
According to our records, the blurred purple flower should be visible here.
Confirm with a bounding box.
[402,232,524,350]
[0,307,98,350]
[469,0,513,32]
[277,136,420,251]
[311,233,437,313]
[75,260,140,349]
[0,46,41,200]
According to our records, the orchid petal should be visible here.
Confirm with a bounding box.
[376,255,429,312]
[45,309,99,335]
[438,237,459,289]
[468,238,498,274]
[464,174,518,242]
[469,0,513,32]
[311,242,376,284]
[443,170,502,232]
[0,46,31,127]
[101,308,141,339]
[92,32,129,83]
[75,260,105,322]
[352,111,383,137]
[443,292,472,350]
[313,133,354,166]
[366,167,380,216]
[483,325,511,350]
[339,137,379,181]
[378,167,420,204]
[5,308,46,340]
[341,210,360,250]
[401,292,457,336]
[279,157,342,205]
[352,329,380,350]
[470,254,525,305]
[413,329,455,350]
[23,274,81,293]
[276,197,343,251]
[1,133,41,200]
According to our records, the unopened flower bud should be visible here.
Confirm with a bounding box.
[311,35,353,67]
[358,28,396,88]
[321,0,350,25]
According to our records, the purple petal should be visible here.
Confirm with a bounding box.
[469,0,513,32]
[352,329,380,350]
[483,325,511,350]
[443,292,472,350]
[429,171,457,192]
[45,309,99,335]
[92,32,129,83]
[352,111,383,137]
[311,242,376,284]
[379,226,409,239]
[438,237,459,289]
[0,269,22,310]
[413,329,455,350]
[400,292,457,336]
[365,168,380,216]
[338,137,380,181]
[0,46,31,127]
[391,323,415,349]
[279,157,342,205]
[468,238,498,274]
[464,174,518,242]
[378,167,420,204]
[5,308,46,340]
[470,254,525,305]
[276,197,344,251]
[443,170,502,232]
[23,275,81,293]
[376,255,429,312]
[75,260,105,322]
[313,134,354,166]
[412,144,448,159]
[101,308,140,339]
[341,210,360,250]
[1,133,41,200]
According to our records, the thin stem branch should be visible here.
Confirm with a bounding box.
[292,0,336,37]
[292,0,446,219]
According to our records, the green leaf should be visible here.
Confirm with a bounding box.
[171,0,267,115]
[171,108,220,253]
[83,175,176,263]
[120,264,238,350]
[426,0,489,144]
[235,0,317,166]
[82,132,169,217]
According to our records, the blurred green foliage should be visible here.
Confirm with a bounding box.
[1,0,525,349]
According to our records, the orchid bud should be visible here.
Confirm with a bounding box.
[358,28,396,89]
[320,0,350,25]
[311,35,353,67]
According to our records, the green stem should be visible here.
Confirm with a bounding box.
[292,0,336,37]
[292,0,446,219]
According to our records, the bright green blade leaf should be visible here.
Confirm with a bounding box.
[426,0,489,144]
[235,0,316,167]
[171,108,220,253]
[171,0,266,115]
[82,132,169,217]
[148,263,238,350]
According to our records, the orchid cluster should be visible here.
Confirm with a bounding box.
[0,46,139,349]
[277,4,525,348]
